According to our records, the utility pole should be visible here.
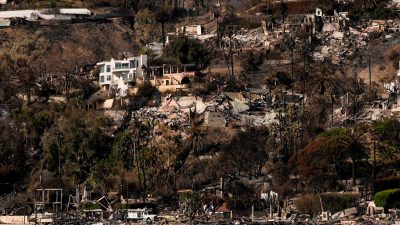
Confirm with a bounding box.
[291,36,294,97]
[216,1,221,48]
[58,147,61,178]
[368,55,372,89]
[371,135,377,200]
[373,136,376,180]
[230,34,234,80]
[280,0,286,33]
[228,27,234,80]
[57,131,63,181]
[251,205,254,222]
[331,95,334,125]
[303,52,307,96]
[223,25,238,80]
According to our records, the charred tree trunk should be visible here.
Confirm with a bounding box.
[161,21,166,47]
[229,34,234,80]
[27,81,31,104]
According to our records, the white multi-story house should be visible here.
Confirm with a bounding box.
[97,55,147,89]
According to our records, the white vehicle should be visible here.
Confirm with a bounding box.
[125,208,157,222]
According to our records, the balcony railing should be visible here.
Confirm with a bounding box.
[113,67,131,71]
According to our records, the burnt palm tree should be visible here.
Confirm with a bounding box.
[294,30,313,96]
[0,69,12,102]
[308,61,346,124]
[156,7,172,47]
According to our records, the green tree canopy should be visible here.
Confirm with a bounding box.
[41,109,113,187]
[162,35,211,67]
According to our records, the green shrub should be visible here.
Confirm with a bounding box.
[374,189,400,209]
[319,128,351,139]
[81,202,102,210]
[294,194,321,215]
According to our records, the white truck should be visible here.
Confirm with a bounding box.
[125,208,157,222]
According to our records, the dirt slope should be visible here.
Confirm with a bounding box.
[0,21,139,72]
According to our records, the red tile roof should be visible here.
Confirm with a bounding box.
[216,202,231,212]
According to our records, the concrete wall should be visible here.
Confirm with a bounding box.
[0,216,32,224]
[178,25,202,35]
[156,84,190,93]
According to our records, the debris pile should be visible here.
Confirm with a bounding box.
[130,93,283,131]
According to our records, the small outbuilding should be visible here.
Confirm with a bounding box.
[214,202,232,219]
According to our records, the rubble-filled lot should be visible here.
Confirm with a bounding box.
[130,93,281,133]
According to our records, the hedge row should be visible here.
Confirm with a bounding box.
[374,188,400,209]
[295,193,360,215]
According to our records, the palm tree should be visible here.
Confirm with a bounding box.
[371,120,400,165]
[0,68,12,102]
[174,112,208,172]
[376,145,400,164]
[155,8,172,47]
[156,122,177,168]
[309,62,341,96]
[136,145,160,200]
[362,0,378,9]
[342,136,368,186]
[309,62,345,123]
[183,125,207,156]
